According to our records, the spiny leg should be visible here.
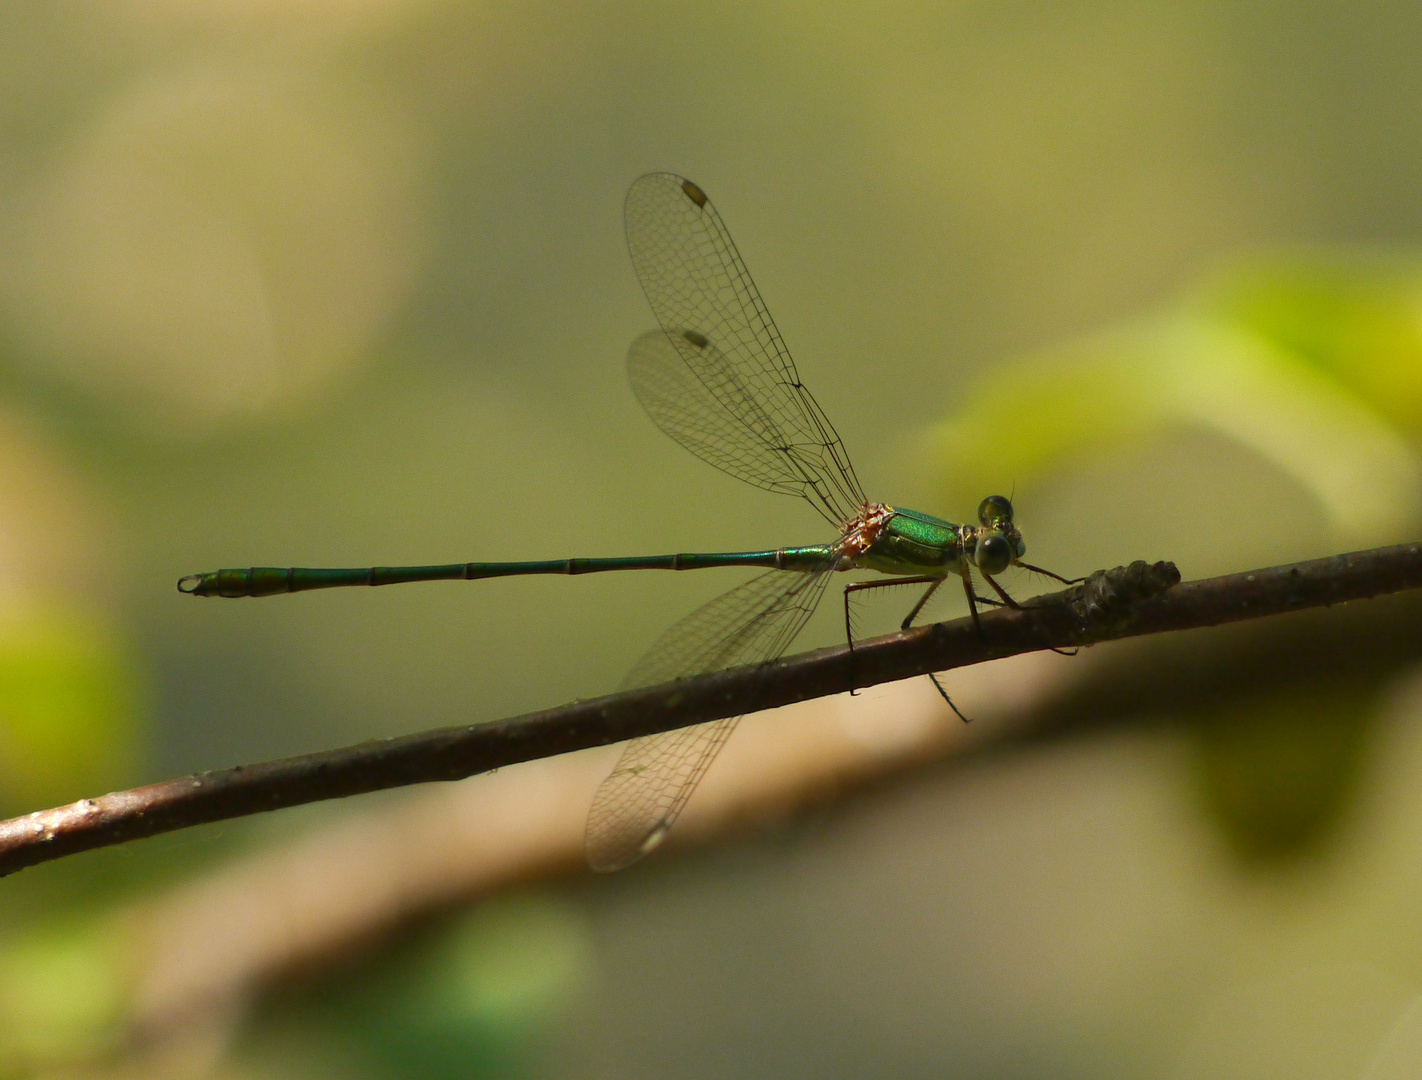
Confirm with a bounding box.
[843,575,942,650]
[907,566,976,724]
[1016,563,1084,652]
[836,577,938,697]
[894,577,971,723]
[898,583,978,725]
[960,565,981,636]
[900,577,945,630]
[1018,560,1084,586]
[984,572,1024,610]
[985,571,1079,658]
[843,575,964,713]
[928,673,970,723]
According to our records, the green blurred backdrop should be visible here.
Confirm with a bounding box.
[2,2,1422,1077]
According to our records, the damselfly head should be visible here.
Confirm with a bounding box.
[974,531,1013,575]
[974,495,1026,573]
[978,494,1013,526]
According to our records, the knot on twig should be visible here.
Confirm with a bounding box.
[1065,559,1180,628]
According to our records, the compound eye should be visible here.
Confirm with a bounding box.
[978,495,1014,526]
[1014,536,1026,559]
[976,532,1011,575]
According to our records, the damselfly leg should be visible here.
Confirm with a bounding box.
[842,575,968,722]
[1019,561,1082,586]
[981,566,1083,657]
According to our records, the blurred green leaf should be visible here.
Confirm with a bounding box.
[926,264,1422,548]
[249,892,591,1080]
[1188,683,1374,862]
[1200,254,1422,431]
[0,916,128,1073]
[0,606,140,815]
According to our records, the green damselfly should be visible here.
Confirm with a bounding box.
[180,174,1071,871]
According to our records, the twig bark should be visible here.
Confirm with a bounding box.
[1,543,1419,876]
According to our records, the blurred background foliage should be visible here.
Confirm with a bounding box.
[0,1,1419,1077]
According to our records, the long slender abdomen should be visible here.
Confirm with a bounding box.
[177,546,836,598]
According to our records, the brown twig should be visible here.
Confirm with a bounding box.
[0,544,1419,876]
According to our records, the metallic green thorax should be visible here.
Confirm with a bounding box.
[854,507,966,577]
[177,505,979,598]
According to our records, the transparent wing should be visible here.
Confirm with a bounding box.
[624,173,866,527]
[584,717,742,874]
[630,330,857,503]
[585,562,836,872]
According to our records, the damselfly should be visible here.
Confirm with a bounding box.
[180,174,1071,871]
